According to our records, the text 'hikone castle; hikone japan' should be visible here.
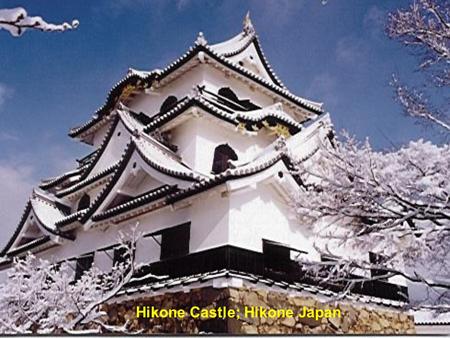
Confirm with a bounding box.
[0,14,416,334]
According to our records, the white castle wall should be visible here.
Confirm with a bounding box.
[172,115,274,176]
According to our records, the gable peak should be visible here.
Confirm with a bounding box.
[243,11,255,36]
[195,31,208,46]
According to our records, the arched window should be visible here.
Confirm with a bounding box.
[159,95,178,113]
[77,194,90,211]
[212,144,238,174]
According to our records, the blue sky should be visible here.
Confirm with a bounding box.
[0,0,438,245]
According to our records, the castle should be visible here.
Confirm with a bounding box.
[0,14,415,334]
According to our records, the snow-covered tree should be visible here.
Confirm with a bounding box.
[291,0,450,310]
[388,0,449,135]
[0,228,141,334]
[0,7,78,37]
[293,134,449,294]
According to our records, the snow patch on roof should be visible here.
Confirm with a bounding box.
[414,309,450,325]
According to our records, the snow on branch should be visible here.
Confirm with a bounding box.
[387,0,449,135]
[387,0,450,68]
[291,132,450,306]
[391,76,450,133]
[0,7,79,37]
[0,225,145,334]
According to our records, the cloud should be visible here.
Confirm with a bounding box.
[250,0,306,26]
[0,162,35,249]
[363,5,386,39]
[93,0,190,19]
[335,36,370,66]
[176,0,191,11]
[0,83,13,111]
[0,140,82,249]
[305,73,338,108]
[92,0,153,18]
[0,131,18,141]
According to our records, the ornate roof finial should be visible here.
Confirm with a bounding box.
[195,31,207,46]
[243,11,255,36]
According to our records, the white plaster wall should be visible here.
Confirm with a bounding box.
[202,64,275,109]
[228,179,315,258]
[92,123,111,148]
[127,67,205,116]
[38,204,189,264]
[227,43,275,89]
[170,117,198,173]
[87,121,131,179]
[119,171,163,197]
[35,187,231,267]
[172,116,274,176]
[128,62,293,122]
[188,189,230,252]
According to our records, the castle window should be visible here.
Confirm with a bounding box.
[160,95,178,113]
[160,223,190,261]
[77,194,90,211]
[74,253,94,281]
[369,252,388,280]
[263,239,290,273]
[217,87,260,111]
[218,87,239,102]
[212,144,238,174]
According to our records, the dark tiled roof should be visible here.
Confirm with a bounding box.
[70,42,323,140]
[80,142,136,223]
[69,72,157,138]
[119,268,405,308]
[55,162,119,198]
[6,236,51,257]
[0,201,32,256]
[92,185,178,222]
[218,33,285,88]
[54,208,87,228]
[39,168,83,190]
[134,136,201,182]
[166,152,284,204]
[142,93,302,136]
[76,117,120,181]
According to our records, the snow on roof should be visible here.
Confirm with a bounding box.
[235,103,303,131]
[127,67,153,78]
[118,268,406,309]
[414,309,450,325]
[69,14,325,140]
[209,28,254,56]
[30,194,68,232]
[55,162,118,198]
[39,167,83,190]
[134,133,203,181]
[209,12,285,88]
[117,106,145,134]
[92,185,178,222]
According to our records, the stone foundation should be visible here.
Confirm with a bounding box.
[103,287,415,334]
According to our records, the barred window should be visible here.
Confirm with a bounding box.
[160,223,190,260]
[369,252,388,279]
[74,254,94,281]
[263,239,290,272]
